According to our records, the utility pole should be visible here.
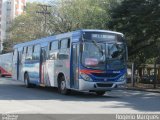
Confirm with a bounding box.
[131,62,135,87]
[36,4,51,33]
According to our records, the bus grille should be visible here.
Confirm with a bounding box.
[96,83,113,87]
[92,73,119,78]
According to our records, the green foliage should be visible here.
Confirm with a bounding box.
[49,0,111,34]
[8,3,50,44]
[109,0,160,64]
[2,41,13,53]
[7,0,113,46]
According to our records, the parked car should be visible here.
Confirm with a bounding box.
[140,74,154,84]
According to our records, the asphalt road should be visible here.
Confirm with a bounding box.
[0,77,160,114]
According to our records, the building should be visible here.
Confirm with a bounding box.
[0,0,3,51]
[0,0,26,52]
[11,0,26,19]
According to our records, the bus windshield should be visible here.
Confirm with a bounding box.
[81,42,126,70]
[82,42,106,70]
[106,43,126,70]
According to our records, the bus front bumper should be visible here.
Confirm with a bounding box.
[78,79,126,91]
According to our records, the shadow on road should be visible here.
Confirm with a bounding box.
[0,79,160,112]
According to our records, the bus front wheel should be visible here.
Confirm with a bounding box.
[24,73,31,88]
[95,91,106,96]
[58,75,70,95]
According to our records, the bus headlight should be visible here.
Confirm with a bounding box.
[117,75,126,82]
[80,73,93,82]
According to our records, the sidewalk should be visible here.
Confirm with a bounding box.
[126,83,160,93]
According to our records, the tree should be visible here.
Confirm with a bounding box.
[4,2,52,53]
[8,3,50,44]
[6,0,115,52]
[109,0,160,64]
[2,41,13,53]
[48,0,112,34]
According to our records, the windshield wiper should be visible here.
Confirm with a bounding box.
[92,40,104,55]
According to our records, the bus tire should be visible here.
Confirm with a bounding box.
[58,75,70,95]
[24,73,31,88]
[95,91,106,96]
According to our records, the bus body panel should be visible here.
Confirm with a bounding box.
[24,60,40,84]
[46,59,55,86]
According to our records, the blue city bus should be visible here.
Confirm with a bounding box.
[12,29,128,95]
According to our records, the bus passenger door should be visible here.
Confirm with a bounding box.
[18,51,23,81]
[70,44,79,89]
[14,51,22,81]
[40,47,48,85]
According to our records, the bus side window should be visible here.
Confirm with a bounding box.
[22,47,26,55]
[50,41,59,51]
[22,47,24,54]
[59,38,70,60]
[60,38,70,49]
[67,38,70,48]
[49,41,59,60]
[22,47,26,61]
[26,47,28,54]
[33,44,40,60]
[26,46,33,60]
[13,49,18,63]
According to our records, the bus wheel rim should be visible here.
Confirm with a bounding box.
[61,81,66,90]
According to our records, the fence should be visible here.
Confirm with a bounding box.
[127,63,160,89]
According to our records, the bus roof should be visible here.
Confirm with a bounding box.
[13,29,123,49]
[82,29,123,35]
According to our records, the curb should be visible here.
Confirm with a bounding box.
[126,88,160,93]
